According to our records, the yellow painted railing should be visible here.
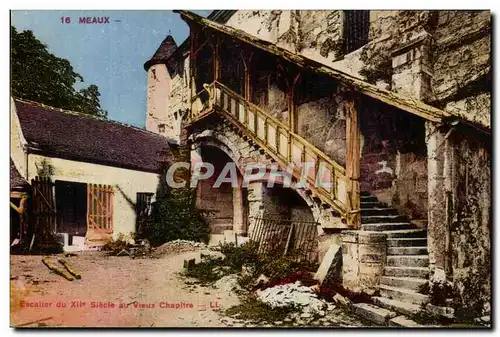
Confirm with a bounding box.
[191,81,348,217]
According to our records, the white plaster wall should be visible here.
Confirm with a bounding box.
[225,10,282,44]
[25,154,160,238]
[146,64,171,135]
[10,98,28,179]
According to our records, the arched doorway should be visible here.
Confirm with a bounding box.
[195,145,248,236]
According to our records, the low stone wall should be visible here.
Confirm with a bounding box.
[341,231,387,294]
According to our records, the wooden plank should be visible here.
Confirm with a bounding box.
[109,185,114,232]
[345,97,361,229]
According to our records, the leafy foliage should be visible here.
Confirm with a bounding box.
[183,241,318,289]
[36,158,55,178]
[10,26,107,117]
[146,188,211,246]
[184,256,227,285]
[224,296,299,323]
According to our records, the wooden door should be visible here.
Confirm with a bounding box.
[86,184,114,243]
[55,181,87,236]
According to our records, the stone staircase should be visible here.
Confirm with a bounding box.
[352,192,430,326]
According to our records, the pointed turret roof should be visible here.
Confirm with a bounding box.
[144,35,178,71]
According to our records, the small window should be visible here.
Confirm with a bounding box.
[136,192,154,217]
[158,124,166,133]
[343,10,370,54]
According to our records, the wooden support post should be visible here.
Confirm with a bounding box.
[189,29,196,120]
[345,95,361,229]
[289,73,300,133]
[277,61,300,133]
[212,36,220,81]
[241,50,253,102]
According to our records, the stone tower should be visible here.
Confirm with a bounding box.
[144,35,177,140]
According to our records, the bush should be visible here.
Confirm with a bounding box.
[183,241,319,289]
[224,296,299,323]
[146,188,211,246]
[184,256,227,285]
[219,241,260,271]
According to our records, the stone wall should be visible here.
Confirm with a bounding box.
[359,97,428,220]
[266,81,288,125]
[225,10,344,65]
[434,11,491,128]
[432,11,491,104]
[166,56,191,143]
[296,76,346,166]
[450,128,491,312]
[146,64,171,134]
[341,231,387,293]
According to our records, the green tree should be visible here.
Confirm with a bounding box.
[10,26,107,117]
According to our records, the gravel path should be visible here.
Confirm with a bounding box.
[10,249,372,328]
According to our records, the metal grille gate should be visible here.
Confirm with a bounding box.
[250,217,319,262]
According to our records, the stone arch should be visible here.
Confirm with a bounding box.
[189,126,342,233]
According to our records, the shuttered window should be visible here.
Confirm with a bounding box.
[87,184,113,234]
[344,10,370,54]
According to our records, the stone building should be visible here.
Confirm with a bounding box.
[144,10,491,320]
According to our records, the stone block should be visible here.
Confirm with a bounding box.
[223,230,236,244]
[314,243,342,285]
[389,315,421,327]
[72,236,86,247]
[352,302,397,325]
[425,303,455,319]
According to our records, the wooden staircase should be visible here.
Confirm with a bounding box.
[189,80,360,228]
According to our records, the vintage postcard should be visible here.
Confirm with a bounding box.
[9,9,491,328]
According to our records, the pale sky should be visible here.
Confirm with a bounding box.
[11,10,211,127]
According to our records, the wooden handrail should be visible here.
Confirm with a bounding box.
[214,81,345,174]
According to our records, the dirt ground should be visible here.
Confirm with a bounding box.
[10,248,368,328]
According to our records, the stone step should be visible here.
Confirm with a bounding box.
[360,196,378,203]
[211,224,233,234]
[380,276,428,291]
[361,208,399,216]
[387,246,428,255]
[352,302,397,325]
[384,229,427,239]
[384,266,430,278]
[389,316,422,327]
[379,285,430,305]
[387,237,427,247]
[362,222,415,231]
[360,191,372,196]
[387,255,429,267]
[362,215,408,224]
[373,297,423,317]
[361,201,387,208]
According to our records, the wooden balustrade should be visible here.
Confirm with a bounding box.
[189,80,349,216]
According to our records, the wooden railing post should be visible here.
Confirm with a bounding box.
[345,95,361,229]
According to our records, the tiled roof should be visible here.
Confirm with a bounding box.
[14,99,170,173]
[207,10,236,24]
[10,159,29,191]
[144,35,178,70]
